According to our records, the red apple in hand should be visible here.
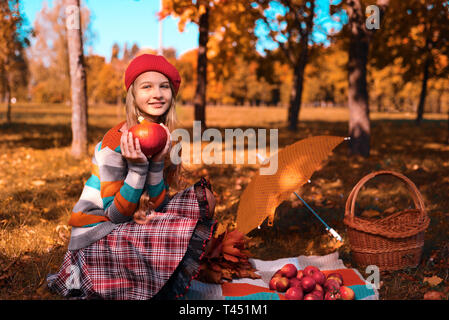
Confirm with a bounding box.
[129,118,167,157]
[301,276,316,293]
[339,286,355,300]
[280,264,297,278]
[276,277,290,292]
[285,287,304,300]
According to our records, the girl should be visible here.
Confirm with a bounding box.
[47,54,217,300]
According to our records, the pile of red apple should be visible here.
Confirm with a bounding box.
[269,264,355,300]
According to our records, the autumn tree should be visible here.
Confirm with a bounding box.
[85,54,105,104]
[254,0,317,131]
[109,42,124,107]
[259,52,295,107]
[336,0,389,157]
[0,0,30,123]
[65,0,88,158]
[94,61,123,105]
[302,43,348,107]
[370,0,449,125]
[176,49,197,104]
[176,48,273,106]
[110,42,141,114]
[368,62,407,112]
[29,0,92,104]
[160,0,260,130]
[222,55,272,106]
[85,42,143,108]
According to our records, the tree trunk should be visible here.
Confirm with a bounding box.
[416,54,430,125]
[348,37,371,157]
[377,95,382,112]
[346,0,389,157]
[65,0,88,158]
[436,89,443,114]
[286,1,314,131]
[194,6,209,131]
[5,77,11,124]
[447,108,449,145]
[347,2,370,157]
[1,63,12,123]
[287,47,308,131]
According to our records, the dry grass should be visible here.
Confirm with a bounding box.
[0,102,448,300]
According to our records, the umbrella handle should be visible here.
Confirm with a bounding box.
[293,192,331,229]
[327,228,342,242]
[294,192,343,242]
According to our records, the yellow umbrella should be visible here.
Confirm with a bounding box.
[235,135,346,236]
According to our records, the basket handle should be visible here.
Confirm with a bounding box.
[345,170,426,223]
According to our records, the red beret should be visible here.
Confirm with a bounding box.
[124,54,181,95]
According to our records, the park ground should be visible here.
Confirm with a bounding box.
[0,103,448,299]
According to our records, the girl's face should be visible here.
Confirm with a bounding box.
[133,71,173,121]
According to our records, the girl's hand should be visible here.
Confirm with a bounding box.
[121,130,149,163]
[151,123,172,162]
[133,209,156,224]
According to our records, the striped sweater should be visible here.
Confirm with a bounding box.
[67,121,170,250]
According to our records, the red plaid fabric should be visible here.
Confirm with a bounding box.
[47,179,215,300]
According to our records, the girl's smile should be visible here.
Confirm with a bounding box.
[148,102,165,108]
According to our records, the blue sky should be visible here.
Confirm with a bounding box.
[20,0,344,61]
[21,0,199,60]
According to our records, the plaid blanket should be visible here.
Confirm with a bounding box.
[47,178,216,300]
[182,252,379,300]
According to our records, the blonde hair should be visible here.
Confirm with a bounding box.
[126,80,187,215]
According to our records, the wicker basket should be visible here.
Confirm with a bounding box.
[344,170,430,272]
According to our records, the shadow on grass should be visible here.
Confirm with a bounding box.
[0,122,111,150]
[0,244,68,300]
[245,199,349,260]
[2,118,447,154]
[0,172,87,228]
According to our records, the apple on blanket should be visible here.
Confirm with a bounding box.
[269,264,355,300]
